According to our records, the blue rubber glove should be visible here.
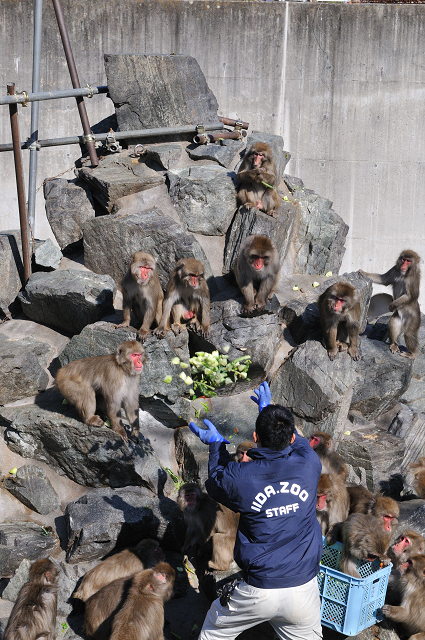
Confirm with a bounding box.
[189,418,230,444]
[251,381,272,412]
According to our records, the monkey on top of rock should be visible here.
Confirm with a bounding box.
[234,235,280,316]
[236,142,280,217]
[318,282,361,361]
[188,381,323,640]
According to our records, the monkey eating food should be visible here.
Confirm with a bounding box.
[236,142,280,216]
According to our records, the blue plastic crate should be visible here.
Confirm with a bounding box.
[318,537,391,636]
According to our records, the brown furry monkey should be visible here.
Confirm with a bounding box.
[405,457,425,498]
[116,251,163,341]
[178,482,239,571]
[361,249,421,359]
[316,473,350,537]
[56,340,145,441]
[3,558,58,640]
[318,282,361,361]
[388,530,425,569]
[110,563,175,640]
[234,440,256,462]
[382,554,425,639]
[154,258,210,338]
[73,539,164,602]
[236,142,280,216]
[339,513,391,578]
[234,235,280,315]
[309,431,347,480]
[347,486,399,532]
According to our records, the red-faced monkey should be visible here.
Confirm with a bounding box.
[388,530,425,569]
[347,486,399,532]
[318,282,361,361]
[234,440,256,462]
[234,235,280,315]
[309,431,347,480]
[405,457,425,498]
[382,554,425,638]
[316,473,350,537]
[236,142,280,216]
[73,539,165,602]
[361,249,421,359]
[3,558,58,640]
[339,513,391,578]
[154,258,210,338]
[56,340,145,441]
[116,252,163,342]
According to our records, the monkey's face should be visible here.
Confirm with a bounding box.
[316,492,328,511]
[130,351,144,373]
[401,555,425,580]
[182,488,199,512]
[399,256,413,275]
[382,513,397,532]
[330,295,346,314]
[253,151,265,168]
[309,435,321,449]
[392,534,412,556]
[248,253,269,271]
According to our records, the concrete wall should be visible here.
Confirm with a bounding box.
[1,0,425,302]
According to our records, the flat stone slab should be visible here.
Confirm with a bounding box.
[44,178,95,250]
[0,334,53,404]
[186,139,245,168]
[3,465,60,515]
[0,522,59,578]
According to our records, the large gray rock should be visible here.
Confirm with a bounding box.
[44,178,95,250]
[33,238,62,270]
[168,166,237,235]
[0,403,165,491]
[104,54,219,130]
[0,523,59,578]
[388,404,425,472]
[144,143,183,170]
[83,208,216,292]
[0,230,25,318]
[58,322,194,428]
[186,139,245,168]
[65,486,183,563]
[285,175,349,275]
[0,334,53,404]
[223,203,298,274]
[18,270,116,335]
[3,465,60,515]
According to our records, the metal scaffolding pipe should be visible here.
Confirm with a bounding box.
[218,116,249,130]
[27,0,43,249]
[194,130,247,144]
[0,121,225,153]
[0,85,108,106]
[7,84,31,284]
[52,0,98,166]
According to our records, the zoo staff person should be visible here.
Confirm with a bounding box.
[189,382,323,640]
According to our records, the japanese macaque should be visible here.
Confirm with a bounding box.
[316,473,350,537]
[3,558,58,640]
[84,563,174,640]
[73,539,164,602]
[339,513,391,578]
[309,431,347,481]
[154,258,210,338]
[177,482,239,571]
[116,252,163,341]
[347,486,399,532]
[110,563,175,640]
[405,458,425,498]
[361,249,421,359]
[234,235,280,315]
[236,142,280,217]
[388,530,425,569]
[56,340,145,441]
[382,554,425,639]
[234,440,256,462]
[318,282,361,361]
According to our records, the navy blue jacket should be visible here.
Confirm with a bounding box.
[205,432,322,589]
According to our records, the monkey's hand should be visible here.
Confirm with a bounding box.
[251,381,271,412]
[381,605,395,618]
[189,419,230,444]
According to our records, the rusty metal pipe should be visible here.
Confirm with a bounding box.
[7,83,31,284]
[51,0,98,167]
[218,116,249,130]
[194,130,247,144]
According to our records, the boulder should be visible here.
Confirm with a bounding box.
[78,152,165,212]
[104,54,219,130]
[0,334,53,404]
[186,139,245,168]
[83,209,216,293]
[0,522,59,578]
[65,486,183,563]
[44,178,95,250]
[33,238,62,270]
[0,230,25,318]
[144,143,183,170]
[388,404,425,472]
[0,402,165,491]
[18,270,116,335]
[3,465,60,515]
[168,165,237,235]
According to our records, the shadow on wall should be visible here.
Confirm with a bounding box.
[367,294,393,319]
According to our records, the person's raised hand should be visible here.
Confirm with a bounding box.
[188,418,230,444]
[251,381,272,412]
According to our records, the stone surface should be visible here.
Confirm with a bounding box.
[0,334,53,404]
[78,152,165,212]
[285,175,349,275]
[0,402,165,491]
[3,465,60,515]
[0,522,59,578]
[388,404,425,472]
[18,270,116,335]
[44,178,95,250]
[65,486,183,563]
[144,143,183,170]
[186,138,245,167]
[223,203,298,274]
[33,238,62,270]
[83,208,216,292]
[0,230,25,318]
[104,54,219,130]
[168,165,237,235]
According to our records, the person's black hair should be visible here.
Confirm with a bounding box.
[255,404,295,451]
